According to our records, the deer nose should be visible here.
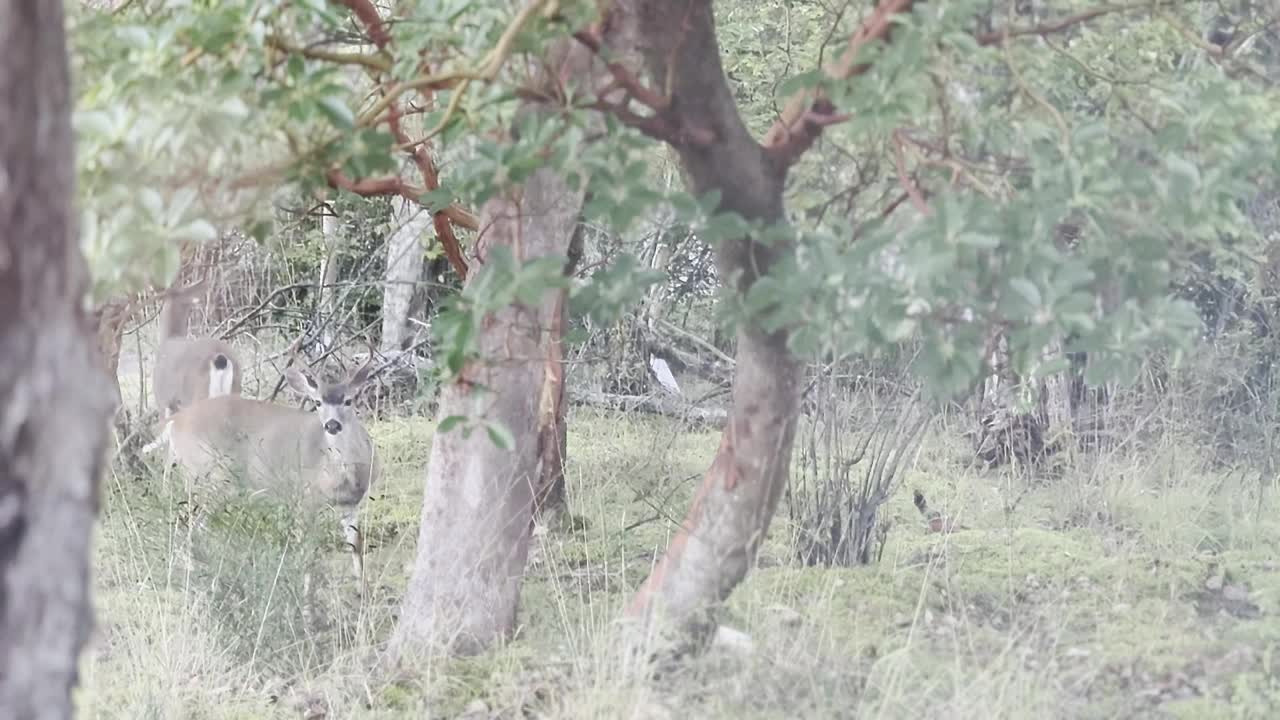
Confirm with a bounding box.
[324,419,342,435]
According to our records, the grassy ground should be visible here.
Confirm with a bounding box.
[77,355,1280,718]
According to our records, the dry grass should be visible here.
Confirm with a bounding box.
[78,342,1280,718]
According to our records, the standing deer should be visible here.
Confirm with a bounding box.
[153,277,243,417]
[154,353,379,579]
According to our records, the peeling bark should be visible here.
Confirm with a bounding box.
[533,222,584,522]
[605,0,802,642]
[601,0,916,644]
[0,2,115,717]
[390,40,603,657]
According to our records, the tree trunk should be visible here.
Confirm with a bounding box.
[390,40,601,657]
[317,206,342,353]
[609,0,920,644]
[533,221,585,523]
[0,2,116,717]
[381,199,430,353]
[90,295,137,416]
[614,0,805,642]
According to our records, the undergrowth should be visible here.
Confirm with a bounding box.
[78,400,1280,718]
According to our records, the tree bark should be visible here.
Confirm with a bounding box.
[603,1,801,643]
[607,0,917,644]
[317,205,342,353]
[533,221,585,522]
[0,2,116,717]
[390,40,602,657]
[381,199,430,353]
[90,295,137,416]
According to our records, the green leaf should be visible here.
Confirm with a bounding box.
[248,219,274,243]
[437,415,467,433]
[1008,278,1042,307]
[485,421,515,451]
[1166,155,1201,187]
[174,220,219,243]
[955,232,998,249]
[316,96,355,130]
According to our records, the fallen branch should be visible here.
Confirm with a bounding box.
[568,389,728,428]
[975,3,1149,46]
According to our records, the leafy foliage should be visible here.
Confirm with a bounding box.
[71,0,1280,403]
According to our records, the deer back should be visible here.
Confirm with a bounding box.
[167,365,376,511]
[152,278,243,415]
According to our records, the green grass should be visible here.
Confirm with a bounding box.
[76,397,1280,718]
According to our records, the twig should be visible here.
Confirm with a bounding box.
[657,318,735,367]
[762,0,919,171]
[975,2,1155,46]
[571,28,715,146]
[890,130,930,215]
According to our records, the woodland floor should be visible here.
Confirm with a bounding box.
[77,365,1280,719]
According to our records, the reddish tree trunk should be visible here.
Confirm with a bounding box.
[0,2,116,718]
[390,40,604,657]
[601,0,799,641]
[533,222,584,522]
[605,0,917,642]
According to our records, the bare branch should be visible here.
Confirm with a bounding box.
[762,0,919,172]
[975,2,1151,46]
[891,129,930,215]
[266,35,392,72]
[570,27,715,146]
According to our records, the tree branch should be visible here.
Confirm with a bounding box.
[331,0,392,48]
[571,27,715,146]
[329,0,478,278]
[891,129,930,215]
[325,167,478,232]
[975,3,1151,46]
[266,35,392,72]
[762,0,919,172]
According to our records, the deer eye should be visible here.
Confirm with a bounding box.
[344,398,353,406]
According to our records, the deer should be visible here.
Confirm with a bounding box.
[152,277,243,417]
[152,348,380,580]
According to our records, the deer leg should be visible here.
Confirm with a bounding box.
[141,420,173,455]
[302,570,316,629]
[341,509,363,581]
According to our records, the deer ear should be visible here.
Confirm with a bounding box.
[285,367,321,400]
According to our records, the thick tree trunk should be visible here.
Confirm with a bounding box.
[610,0,916,643]
[390,40,601,657]
[612,0,803,640]
[381,199,430,353]
[0,2,116,717]
[392,169,587,656]
[533,222,584,522]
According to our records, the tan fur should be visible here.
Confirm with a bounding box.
[163,362,378,578]
[153,278,243,415]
